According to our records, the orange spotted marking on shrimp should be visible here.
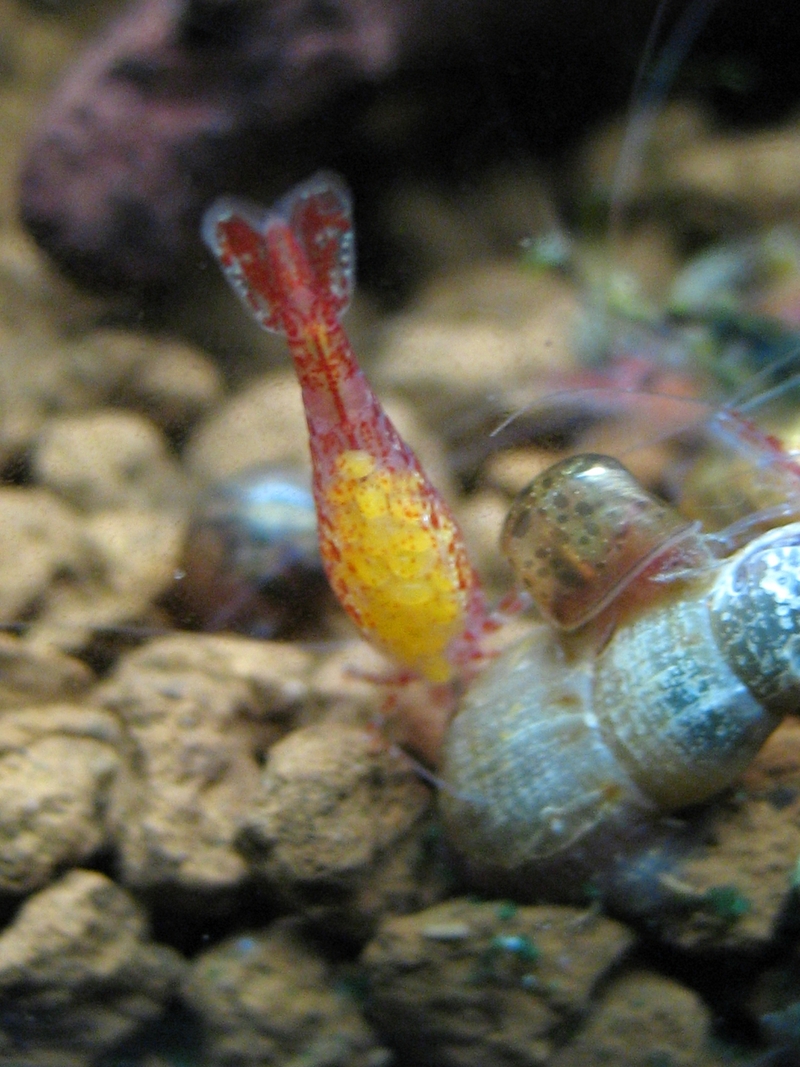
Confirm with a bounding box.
[202,172,492,684]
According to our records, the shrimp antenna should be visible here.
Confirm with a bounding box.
[608,0,722,243]
[490,345,800,492]
[490,384,716,455]
[725,344,800,417]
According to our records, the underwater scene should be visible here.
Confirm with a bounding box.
[4,0,800,1063]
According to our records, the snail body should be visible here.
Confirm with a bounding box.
[441,455,800,903]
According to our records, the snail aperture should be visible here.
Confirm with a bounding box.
[500,453,701,629]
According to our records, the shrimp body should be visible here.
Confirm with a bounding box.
[203,173,489,683]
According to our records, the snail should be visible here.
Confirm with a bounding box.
[440,453,800,906]
[179,464,330,637]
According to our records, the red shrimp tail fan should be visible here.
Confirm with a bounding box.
[202,172,354,335]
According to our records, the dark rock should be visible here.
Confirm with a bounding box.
[18,0,654,293]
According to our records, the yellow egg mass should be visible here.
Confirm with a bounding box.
[323,450,467,682]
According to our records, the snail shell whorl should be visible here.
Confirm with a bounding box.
[440,625,660,898]
[593,580,778,810]
[710,522,800,715]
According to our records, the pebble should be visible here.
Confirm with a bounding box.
[0,869,184,1065]
[0,705,120,892]
[33,408,188,513]
[94,633,311,897]
[646,719,800,952]
[361,897,634,1067]
[240,721,450,939]
[549,968,726,1067]
[183,918,390,1067]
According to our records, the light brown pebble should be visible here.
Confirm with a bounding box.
[307,638,395,716]
[375,264,580,430]
[664,118,800,229]
[0,869,184,1065]
[574,101,710,208]
[0,633,92,708]
[0,322,148,466]
[95,633,312,897]
[27,506,187,652]
[306,639,457,764]
[71,328,216,406]
[33,408,188,513]
[0,485,89,621]
[184,372,310,483]
[361,897,634,1067]
[182,919,390,1067]
[549,969,725,1067]
[123,631,314,706]
[484,447,559,497]
[675,810,800,949]
[0,704,120,892]
[239,721,448,938]
[650,721,800,952]
[115,336,224,434]
[456,489,515,590]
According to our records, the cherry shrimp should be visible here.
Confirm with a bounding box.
[201,174,496,687]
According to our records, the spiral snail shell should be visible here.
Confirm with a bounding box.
[441,454,800,904]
